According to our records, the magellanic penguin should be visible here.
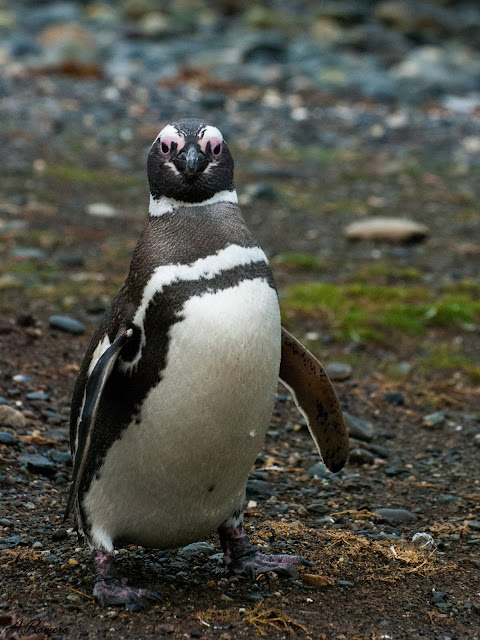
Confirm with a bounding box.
[66,118,349,610]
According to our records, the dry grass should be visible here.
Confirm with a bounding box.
[243,604,308,636]
[253,520,455,585]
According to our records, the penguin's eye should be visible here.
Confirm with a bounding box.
[161,141,170,154]
[211,143,222,157]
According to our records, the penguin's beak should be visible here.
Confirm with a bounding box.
[184,146,199,177]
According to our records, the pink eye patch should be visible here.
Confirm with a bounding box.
[198,125,223,156]
[157,125,185,154]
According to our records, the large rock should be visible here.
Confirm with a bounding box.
[0,406,26,429]
[345,217,429,243]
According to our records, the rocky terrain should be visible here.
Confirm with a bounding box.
[0,1,479,639]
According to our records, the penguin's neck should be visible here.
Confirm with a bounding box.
[148,190,238,217]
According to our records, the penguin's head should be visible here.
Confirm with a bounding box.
[147,119,235,203]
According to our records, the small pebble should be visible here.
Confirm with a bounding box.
[48,315,85,335]
[18,453,57,476]
[384,466,401,476]
[308,462,330,478]
[26,391,50,402]
[423,411,445,428]
[384,392,405,406]
[337,579,354,587]
[52,528,68,541]
[12,374,32,384]
[0,535,22,547]
[49,449,73,466]
[374,508,417,524]
[246,478,274,497]
[348,448,375,465]
[87,202,117,217]
[343,412,374,442]
[325,362,352,381]
[180,541,215,558]
[0,518,13,526]
[0,431,18,445]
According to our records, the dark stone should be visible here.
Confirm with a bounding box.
[348,448,375,465]
[384,466,401,476]
[55,255,85,267]
[242,35,288,64]
[343,412,373,442]
[246,478,274,497]
[48,315,85,335]
[52,528,68,541]
[374,508,418,524]
[0,431,18,445]
[19,453,57,476]
[180,540,215,556]
[308,462,330,478]
[384,392,405,405]
[198,92,226,110]
[49,449,73,466]
[0,535,22,547]
[367,444,389,458]
[306,503,330,515]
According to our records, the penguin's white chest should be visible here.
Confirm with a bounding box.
[84,278,281,551]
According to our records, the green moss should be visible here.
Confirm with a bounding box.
[420,344,480,383]
[22,230,62,250]
[275,145,340,166]
[281,282,480,342]
[274,252,324,272]
[349,262,422,284]
[45,165,143,187]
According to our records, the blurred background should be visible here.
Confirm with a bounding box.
[0,0,479,387]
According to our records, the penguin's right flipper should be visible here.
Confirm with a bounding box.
[64,328,132,521]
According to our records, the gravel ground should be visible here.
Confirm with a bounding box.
[1,2,480,639]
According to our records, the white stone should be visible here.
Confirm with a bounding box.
[345,217,429,243]
[86,203,117,218]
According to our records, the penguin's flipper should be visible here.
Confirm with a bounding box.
[64,328,132,521]
[279,327,349,473]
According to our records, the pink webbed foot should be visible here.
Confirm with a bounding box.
[218,515,309,581]
[93,550,162,611]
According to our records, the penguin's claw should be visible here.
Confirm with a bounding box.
[93,578,162,610]
[229,552,305,580]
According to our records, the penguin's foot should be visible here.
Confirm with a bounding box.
[218,524,306,580]
[93,550,162,611]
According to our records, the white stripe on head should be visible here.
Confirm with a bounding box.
[149,189,238,216]
[156,124,185,152]
[198,125,223,154]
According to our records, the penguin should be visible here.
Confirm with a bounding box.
[66,118,349,609]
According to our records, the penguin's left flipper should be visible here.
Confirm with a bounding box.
[64,328,132,522]
[280,327,349,473]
